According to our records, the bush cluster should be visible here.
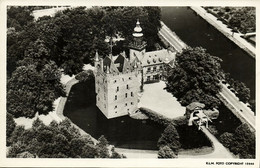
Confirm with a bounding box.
[219,123,255,159]
[7,117,123,158]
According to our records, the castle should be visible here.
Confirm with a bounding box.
[94,20,176,119]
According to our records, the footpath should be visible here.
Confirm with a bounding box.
[190,6,255,58]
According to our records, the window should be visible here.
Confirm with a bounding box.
[115,95,117,100]
[129,77,132,80]
[125,93,127,98]
[147,67,151,72]
[125,103,127,106]
[116,86,119,92]
[160,65,163,69]
[147,76,150,81]
[126,84,129,89]
[153,66,156,72]
[115,105,117,109]
[98,97,100,101]
[104,104,106,108]
[114,80,117,83]
[104,94,106,100]
[115,111,117,113]
[131,92,133,97]
[131,102,133,105]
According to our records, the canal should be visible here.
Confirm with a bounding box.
[161,7,255,100]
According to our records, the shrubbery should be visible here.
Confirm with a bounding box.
[139,107,171,126]
[75,70,94,82]
[7,118,124,158]
[219,123,255,158]
[224,73,251,104]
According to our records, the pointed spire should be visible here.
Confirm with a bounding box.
[94,50,99,62]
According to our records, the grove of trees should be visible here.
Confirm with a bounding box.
[7,6,162,119]
[165,47,223,109]
[7,116,123,158]
[204,7,255,34]
[219,123,255,158]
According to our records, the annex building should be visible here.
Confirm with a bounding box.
[94,20,177,119]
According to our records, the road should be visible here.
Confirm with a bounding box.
[179,125,235,158]
[219,83,255,129]
[159,21,187,53]
[159,21,255,130]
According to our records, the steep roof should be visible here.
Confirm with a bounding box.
[186,102,205,111]
[114,54,132,73]
[103,56,119,74]
[141,49,176,66]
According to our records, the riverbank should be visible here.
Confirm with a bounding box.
[190,6,255,58]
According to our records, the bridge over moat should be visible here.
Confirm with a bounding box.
[158,21,255,131]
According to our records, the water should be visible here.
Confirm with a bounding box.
[64,82,212,150]
[161,7,255,100]
[64,82,165,150]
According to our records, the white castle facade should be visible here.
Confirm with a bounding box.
[94,20,176,119]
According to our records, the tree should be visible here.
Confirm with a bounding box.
[219,132,234,148]
[81,144,97,158]
[96,135,109,158]
[158,145,177,158]
[235,82,250,103]
[110,147,121,158]
[158,123,181,155]
[7,65,58,118]
[165,47,223,109]
[6,113,16,146]
[219,124,255,159]
[7,6,34,31]
[232,124,255,158]
[16,151,35,158]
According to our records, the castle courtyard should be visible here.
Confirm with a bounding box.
[138,81,186,119]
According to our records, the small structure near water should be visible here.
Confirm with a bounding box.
[185,102,218,130]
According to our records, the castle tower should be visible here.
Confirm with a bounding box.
[94,51,141,119]
[129,19,147,63]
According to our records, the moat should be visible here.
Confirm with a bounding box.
[64,81,215,150]
[161,7,255,100]
[64,82,165,150]
[63,7,252,151]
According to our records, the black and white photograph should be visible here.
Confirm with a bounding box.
[0,0,259,167]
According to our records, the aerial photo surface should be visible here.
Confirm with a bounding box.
[6,6,256,160]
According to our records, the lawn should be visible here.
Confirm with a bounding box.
[138,81,186,119]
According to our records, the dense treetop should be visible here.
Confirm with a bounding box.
[165,47,223,109]
[7,6,162,76]
[7,117,123,158]
[204,7,255,34]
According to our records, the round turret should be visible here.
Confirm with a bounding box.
[133,19,143,38]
